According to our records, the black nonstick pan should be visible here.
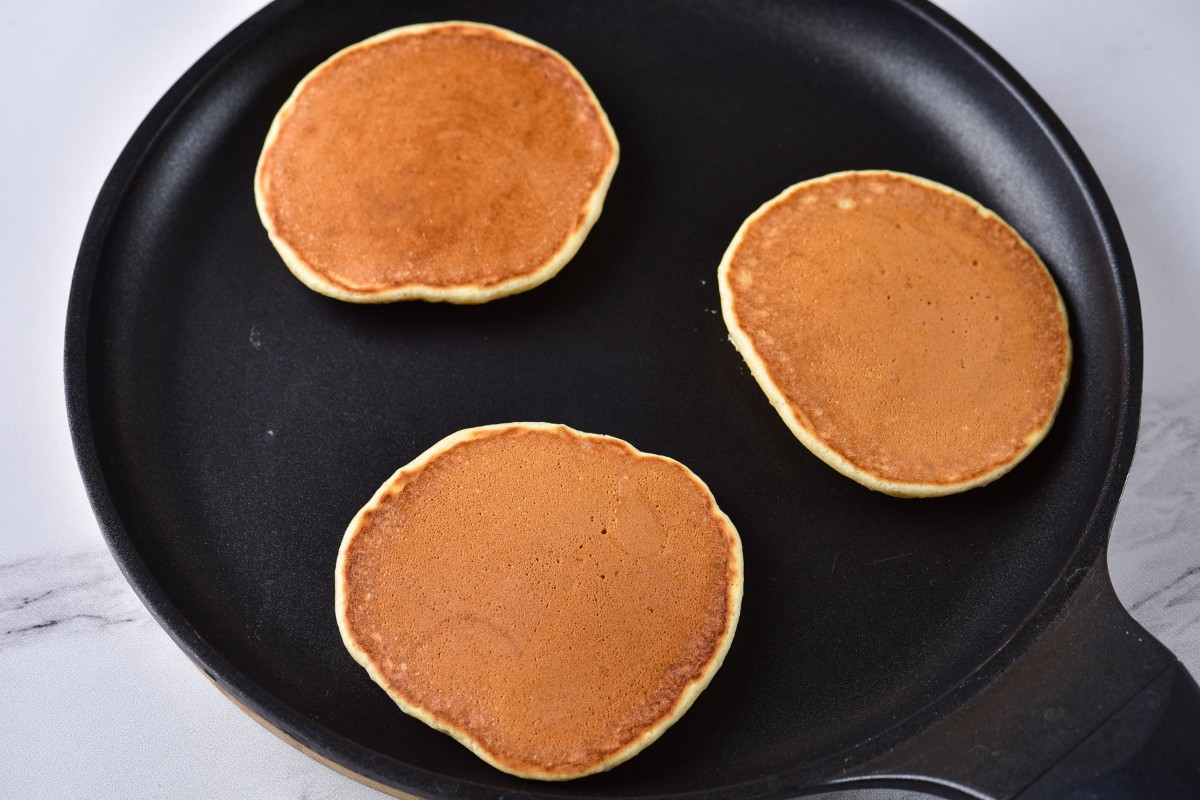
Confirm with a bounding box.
[65,0,1200,797]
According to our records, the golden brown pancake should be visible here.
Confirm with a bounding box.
[255,22,618,303]
[334,423,743,779]
[718,170,1071,497]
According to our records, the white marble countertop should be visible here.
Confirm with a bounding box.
[2,1,1198,797]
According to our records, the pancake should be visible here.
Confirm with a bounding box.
[334,423,743,780]
[718,170,1071,497]
[255,22,618,303]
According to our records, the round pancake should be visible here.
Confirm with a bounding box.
[255,22,619,303]
[334,423,743,780]
[718,170,1071,497]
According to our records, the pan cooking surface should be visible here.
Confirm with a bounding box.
[70,0,1135,795]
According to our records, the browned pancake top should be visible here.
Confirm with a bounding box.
[337,424,741,778]
[257,23,616,296]
[722,171,1070,490]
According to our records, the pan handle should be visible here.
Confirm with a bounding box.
[1016,660,1200,799]
[840,562,1200,799]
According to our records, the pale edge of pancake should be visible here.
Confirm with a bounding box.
[254,22,620,304]
[333,422,745,780]
[717,169,1073,498]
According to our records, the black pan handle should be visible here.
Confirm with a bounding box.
[1017,660,1200,799]
[841,563,1200,798]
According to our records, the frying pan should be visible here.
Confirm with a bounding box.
[64,0,1200,797]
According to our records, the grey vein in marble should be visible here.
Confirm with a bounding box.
[1110,379,1200,662]
[0,547,148,650]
